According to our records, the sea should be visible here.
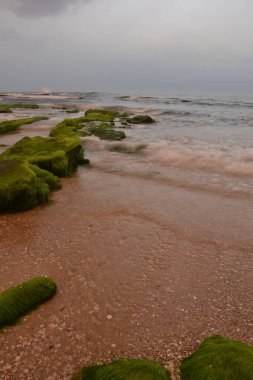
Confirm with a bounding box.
[1,91,253,198]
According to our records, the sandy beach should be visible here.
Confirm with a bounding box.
[1,158,253,379]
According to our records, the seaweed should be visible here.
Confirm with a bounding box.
[0,277,57,329]
[50,117,85,138]
[126,115,154,124]
[0,117,48,134]
[10,104,39,109]
[72,358,171,380]
[50,109,154,143]
[180,335,253,380]
[88,123,126,141]
[0,160,60,212]
[0,106,12,113]
[0,136,85,177]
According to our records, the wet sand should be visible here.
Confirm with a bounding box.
[0,164,253,379]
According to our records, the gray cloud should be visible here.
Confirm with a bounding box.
[0,0,92,17]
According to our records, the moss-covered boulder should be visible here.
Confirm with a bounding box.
[0,160,60,212]
[84,109,118,123]
[0,117,48,134]
[10,104,39,109]
[0,106,12,113]
[72,359,170,380]
[0,136,85,177]
[50,117,85,139]
[180,335,253,380]
[88,123,126,141]
[50,110,154,143]
[126,115,154,124]
[0,277,57,329]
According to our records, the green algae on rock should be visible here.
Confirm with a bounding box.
[0,160,60,212]
[126,115,154,124]
[83,109,117,123]
[0,106,12,113]
[0,136,85,177]
[180,335,253,380]
[51,109,154,142]
[10,104,39,109]
[0,277,57,329]
[0,117,48,134]
[87,123,126,141]
[50,117,86,139]
[72,359,171,380]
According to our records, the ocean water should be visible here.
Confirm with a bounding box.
[1,91,253,197]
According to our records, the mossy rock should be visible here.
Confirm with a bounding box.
[84,109,118,122]
[88,124,126,141]
[72,359,170,380]
[10,104,39,109]
[126,115,154,124]
[0,117,48,134]
[0,277,57,329]
[0,136,85,177]
[180,335,253,380]
[0,160,61,212]
[0,106,12,113]
[50,117,85,139]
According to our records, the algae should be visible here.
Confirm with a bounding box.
[0,277,57,329]
[72,359,170,380]
[50,117,85,139]
[126,115,154,124]
[0,136,85,177]
[10,104,39,109]
[180,335,253,380]
[0,160,60,212]
[0,106,12,113]
[88,124,126,141]
[0,117,48,135]
[50,110,154,142]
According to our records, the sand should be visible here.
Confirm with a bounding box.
[0,164,253,379]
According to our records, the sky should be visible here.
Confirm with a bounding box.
[0,0,253,95]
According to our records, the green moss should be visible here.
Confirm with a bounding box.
[126,115,154,124]
[0,160,61,212]
[180,335,253,380]
[0,144,7,147]
[50,117,85,138]
[0,136,85,177]
[88,123,126,141]
[0,277,57,329]
[72,359,170,380]
[0,106,12,113]
[10,104,39,109]
[85,109,118,121]
[0,117,48,134]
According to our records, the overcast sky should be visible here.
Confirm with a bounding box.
[0,0,252,95]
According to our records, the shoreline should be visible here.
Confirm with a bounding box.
[1,166,253,379]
